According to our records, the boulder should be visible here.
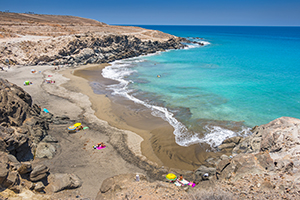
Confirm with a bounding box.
[216,153,274,181]
[218,143,236,151]
[0,163,9,184]
[3,171,19,188]
[96,174,147,200]
[35,142,56,159]
[47,173,82,193]
[222,136,242,144]
[220,154,229,160]
[0,152,9,164]
[30,164,49,182]
[34,181,45,192]
[42,135,58,143]
[0,79,32,126]
[17,162,32,174]
[7,154,21,170]
[100,177,114,193]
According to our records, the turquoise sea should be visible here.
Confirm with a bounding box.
[100,26,300,148]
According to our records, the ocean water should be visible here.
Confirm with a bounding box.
[101,26,300,148]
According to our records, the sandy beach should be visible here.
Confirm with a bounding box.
[63,64,226,170]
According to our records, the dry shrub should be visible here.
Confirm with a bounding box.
[189,188,233,200]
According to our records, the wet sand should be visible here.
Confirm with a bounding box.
[69,64,226,170]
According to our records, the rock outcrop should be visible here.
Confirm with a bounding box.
[211,117,300,199]
[0,33,198,66]
[0,79,82,195]
[46,173,82,193]
[0,78,42,161]
[0,13,204,67]
[97,117,300,199]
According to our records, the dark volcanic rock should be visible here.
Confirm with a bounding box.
[32,34,188,66]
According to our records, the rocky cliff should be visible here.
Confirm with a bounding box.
[0,12,202,67]
[0,33,195,66]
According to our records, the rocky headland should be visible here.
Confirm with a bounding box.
[0,12,201,67]
[0,12,299,199]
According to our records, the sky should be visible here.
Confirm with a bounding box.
[1,0,300,26]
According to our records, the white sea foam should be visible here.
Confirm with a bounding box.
[200,125,251,148]
[184,40,210,49]
[201,41,210,46]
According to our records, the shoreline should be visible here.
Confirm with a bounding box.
[0,61,228,172]
[65,64,227,170]
[60,64,164,166]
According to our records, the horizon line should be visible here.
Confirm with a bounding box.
[112,24,300,27]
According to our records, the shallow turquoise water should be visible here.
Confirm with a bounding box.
[101,26,300,147]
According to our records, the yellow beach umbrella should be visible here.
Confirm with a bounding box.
[73,123,81,127]
[166,173,177,181]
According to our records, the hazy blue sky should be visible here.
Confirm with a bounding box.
[2,0,300,26]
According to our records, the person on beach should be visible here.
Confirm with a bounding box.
[94,142,106,149]
[23,81,32,86]
[178,174,183,181]
[98,142,106,147]
[76,125,83,132]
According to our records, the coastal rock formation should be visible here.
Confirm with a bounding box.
[218,136,242,152]
[30,164,49,182]
[0,78,50,161]
[210,117,300,199]
[0,13,204,67]
[0,33,191,66]
[99,117,300,199]
[0,78,82,196]
[46,173,82,193]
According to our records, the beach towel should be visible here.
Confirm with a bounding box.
[68,125,76,131]
[43,108,49,113]
[96,146,106,150]
[175,179,195,187]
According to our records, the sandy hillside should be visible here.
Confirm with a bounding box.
[0,12,175,41]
